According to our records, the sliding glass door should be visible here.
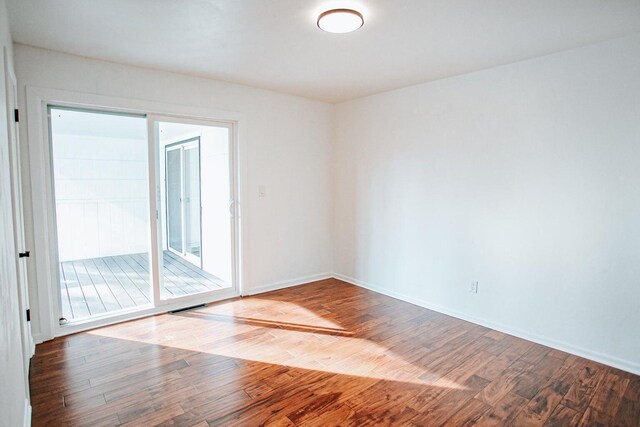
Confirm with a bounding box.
[48,106,236,326]
[156,120,233,300]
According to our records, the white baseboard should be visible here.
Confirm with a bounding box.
[31,275,332,342]
[245,273,333,296]
[333,273,640,376]
[23,398,31,427]
[31,333,43,345]
[28,269,637,375]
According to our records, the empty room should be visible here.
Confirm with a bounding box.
[1,1,639,426]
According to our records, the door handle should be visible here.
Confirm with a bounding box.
[19,251,30,258]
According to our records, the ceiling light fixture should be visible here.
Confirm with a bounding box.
[317,9,364,33]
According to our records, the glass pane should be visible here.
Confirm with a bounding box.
[166,148,182,253]
[184,146,201,259]
[157,122,233,298]
[49,107,151,323]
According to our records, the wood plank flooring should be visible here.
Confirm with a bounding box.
[59,251,227,321]
[30,279,640,426]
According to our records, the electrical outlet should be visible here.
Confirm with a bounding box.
[469,281,479,294]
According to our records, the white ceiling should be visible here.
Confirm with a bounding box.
[8,0,640,103]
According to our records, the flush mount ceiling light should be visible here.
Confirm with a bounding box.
[317,9,364,33]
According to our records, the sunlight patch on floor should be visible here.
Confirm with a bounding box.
[87,309,469,390]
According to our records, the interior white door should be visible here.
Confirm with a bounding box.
[3,47,34,383]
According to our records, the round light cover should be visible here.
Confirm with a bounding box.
[317,9,364,33]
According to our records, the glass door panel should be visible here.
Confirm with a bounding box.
[157,121,233,299]
[49,106,152,323]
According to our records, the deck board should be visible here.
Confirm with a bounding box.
[81,259,122,312]
[58,265,74,318]
[87,258,136,309]
[59,251,227,321]
[94,257,148,306]
[60,262,91,319]
[163,251,226,289]
[129,252,188,297]
[154,254,197,296]
[160,255,210,294]
[111,255,154,298]
[73,260,107,316]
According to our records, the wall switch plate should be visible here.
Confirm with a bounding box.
[470,281,479,294]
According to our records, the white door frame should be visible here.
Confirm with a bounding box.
[165,142,186,258]
[164,137,203,268]
[25,87,246,341]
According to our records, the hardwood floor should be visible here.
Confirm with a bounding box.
[30,279,640,426]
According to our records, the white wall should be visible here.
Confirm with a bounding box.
[14,44,333,340]
[0,0,30,425]
[333,34,640,373]
[52,133,149,261]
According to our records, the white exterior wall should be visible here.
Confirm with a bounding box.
[52,134,148,261]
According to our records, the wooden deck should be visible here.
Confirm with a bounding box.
[59,251,227,321]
